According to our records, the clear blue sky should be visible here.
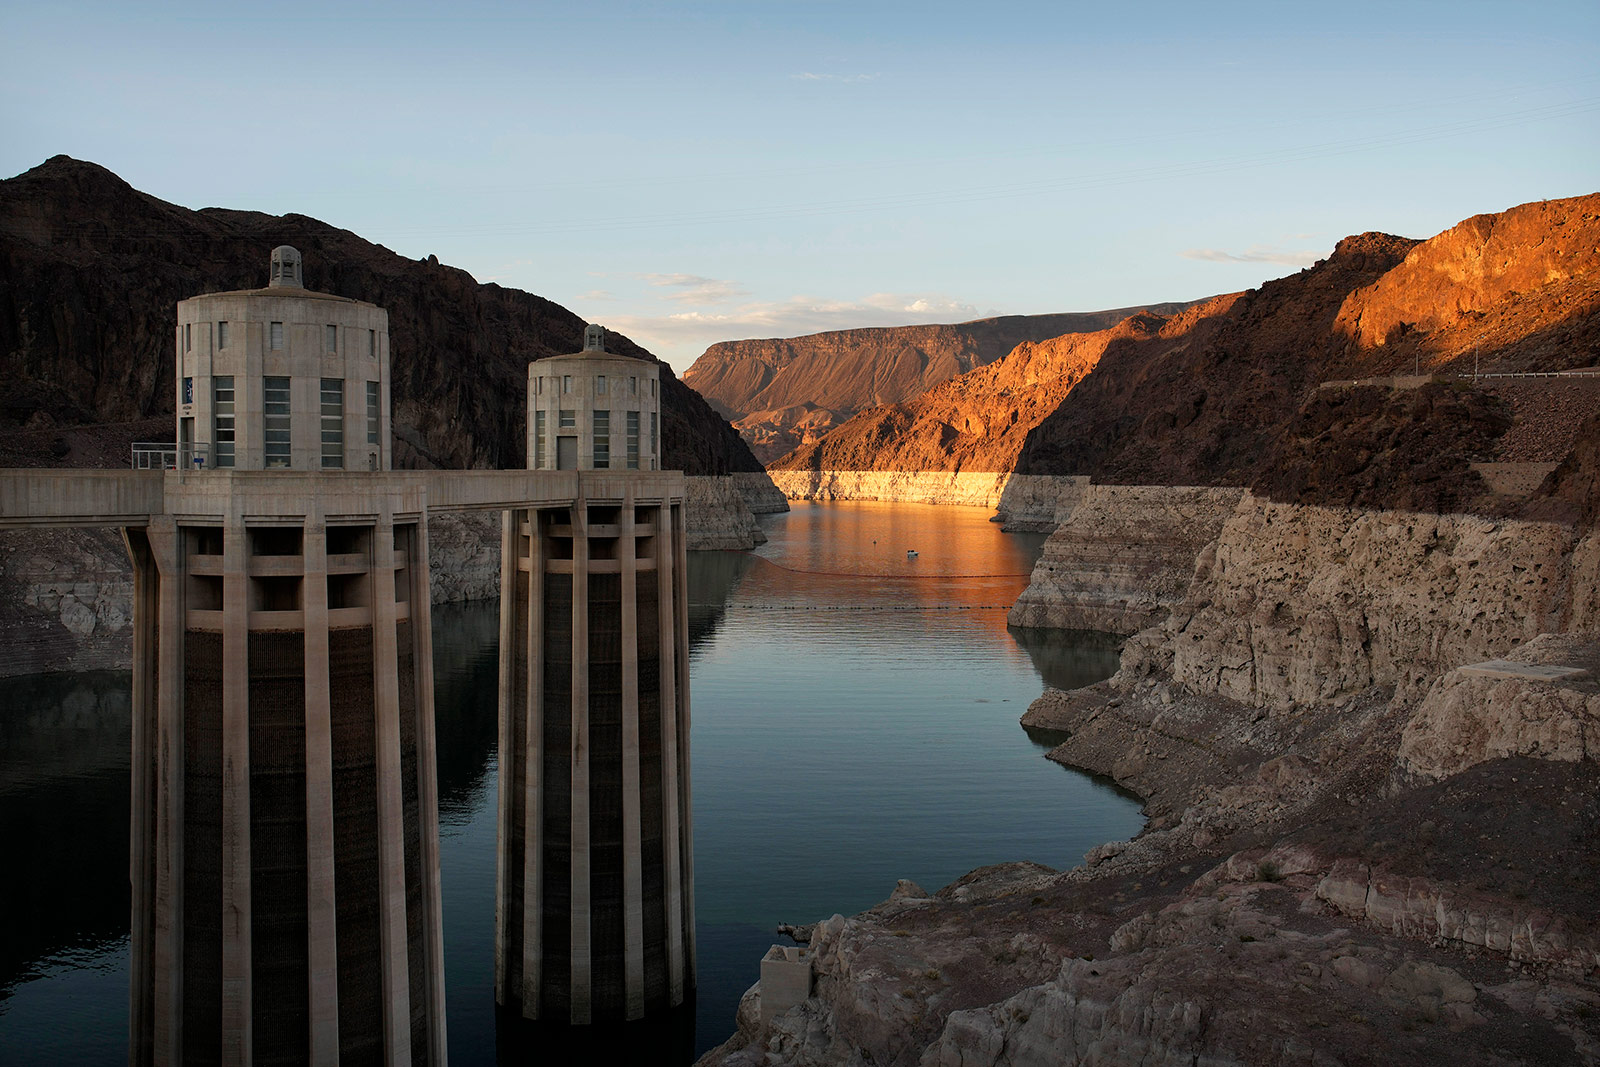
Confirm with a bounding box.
[4,0,1597,372]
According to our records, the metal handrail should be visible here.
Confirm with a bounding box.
[131,442,214,470]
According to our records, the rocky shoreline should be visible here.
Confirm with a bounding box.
[699,490,1600,1066]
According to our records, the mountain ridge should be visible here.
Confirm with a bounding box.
[0,154,762,476]
[682,302,1201,462]
[772,192,1600,515]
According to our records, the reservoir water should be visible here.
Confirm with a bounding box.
[0,500,1144,1064]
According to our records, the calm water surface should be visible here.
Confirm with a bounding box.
[0,500,1143,1064]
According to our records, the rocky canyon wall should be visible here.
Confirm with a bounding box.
[1124,494,1580,708]
[1007,485,1245,634]
[765,468,1089,517]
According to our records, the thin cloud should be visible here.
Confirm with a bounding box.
[792,72,879,82]
[608,291,986,348]
[575,289,615,301]
[1181,245,1321,267]
[637,272,749,305]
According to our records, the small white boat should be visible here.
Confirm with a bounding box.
[907,549,918,559]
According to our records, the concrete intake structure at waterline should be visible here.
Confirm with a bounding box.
[0,249,694,1063]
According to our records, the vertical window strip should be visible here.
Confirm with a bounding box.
[366,381,379,445]
[593,410,610,469]
[218,321,229,349]
[326,325,338,353]
[321,378,344,469]
[270,322,284,350]
[626,411,640,470]
[534,410,547,469]
[213,376,236,468]
[264,376,292,467]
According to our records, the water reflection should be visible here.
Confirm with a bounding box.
[0,672,131,1001]
[688,549,758,655]
[0,501,1143,1065]
[1009,626,1126,694]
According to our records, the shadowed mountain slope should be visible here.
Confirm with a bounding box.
[0,155,761,475]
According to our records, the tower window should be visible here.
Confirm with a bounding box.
[366,381,379,445]
[369,329,376,359]
[593,409,610,469]
[559,409,575,429]
[270,322,284,350]
[626,410,640,470]
[264,376,291,467]
[562,375,572,394]
[321,378,344,468]
[213,376,235,468]
[326,325,338,353]
[182,377,193,405]
[184,323,192,351]
[534,410,547,468]
[218,321,229,349]
[596,374,606,395]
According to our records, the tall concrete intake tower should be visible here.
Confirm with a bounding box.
[494,325,695,1024]
[134,248,449,1065]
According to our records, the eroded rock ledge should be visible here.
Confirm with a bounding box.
[1007,485,1244,634]
[699,493,1600,1067]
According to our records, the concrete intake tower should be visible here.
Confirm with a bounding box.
[494,324,696,1024]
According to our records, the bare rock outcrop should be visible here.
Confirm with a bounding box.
[1147,494,1577,707]
[685,306,1196,464]
[685,476,769,550]
[1333,196,1600,373]
[771,311,1204,477]
[1007,485,1243,633]
[1396,633,1600,781]
[0,526,133,674]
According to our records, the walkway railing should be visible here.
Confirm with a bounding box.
[131,442,212,470]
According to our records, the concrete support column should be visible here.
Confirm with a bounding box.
[371,508,413,1066]
[410,508,449,1065]
[221,510,253,1066]
[673,501,696,979]
[657,502,685,1002]
[300,511,340,1064]
[494,510,516,1007]
[124,525,161,1067]
[146,516,184,1063]
[569,492,592,1024]
[619,488,645,1019]
[520,509,544,1015]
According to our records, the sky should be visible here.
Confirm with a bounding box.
[3,0,1597,373]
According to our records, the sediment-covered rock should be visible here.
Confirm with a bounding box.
[1007,485,1243,633]
[730,470,791,514]
[1149,494,1578,707]
[1396,633,1600,781]
[765,469,1087,516]
[0,526,133,675]
[685,476,769,550]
